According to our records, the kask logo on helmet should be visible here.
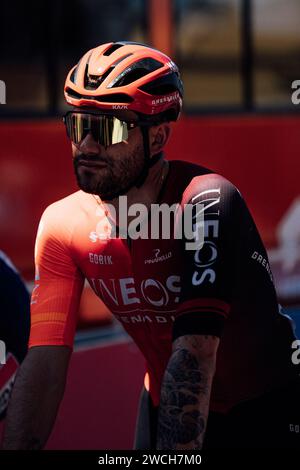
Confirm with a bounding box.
[112,105,128,110]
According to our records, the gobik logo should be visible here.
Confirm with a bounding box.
[0,80,6,104]
[0,340,6,364]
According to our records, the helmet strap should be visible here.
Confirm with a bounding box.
[134,126,162,188]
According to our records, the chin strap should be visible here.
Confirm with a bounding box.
[134,125,162,188]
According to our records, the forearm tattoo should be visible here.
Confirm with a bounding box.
[156,346,212,450]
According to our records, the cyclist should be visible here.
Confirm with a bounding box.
[3,42,300,449]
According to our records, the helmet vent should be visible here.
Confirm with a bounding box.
[70,67,77,85]
[70,57,84,85]
[107,58,163,88]
[84,66,114,90]
[141,83,177,95]
[65,87,133,104]
[103,43,124,56]
[95,93,133,103]
[65,87,82,99]
[139,73,184,97]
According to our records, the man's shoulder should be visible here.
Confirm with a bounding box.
[41,190,91,222]
[170,159,213,179]
[38,191,95,241]
[170,160,241,205]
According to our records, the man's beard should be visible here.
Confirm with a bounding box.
[73,143,145,200]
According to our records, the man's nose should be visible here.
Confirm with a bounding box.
[77,132,104,155]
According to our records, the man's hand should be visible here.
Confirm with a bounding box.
[156,334,219,450]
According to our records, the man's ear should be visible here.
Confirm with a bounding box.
[148,123,171,156]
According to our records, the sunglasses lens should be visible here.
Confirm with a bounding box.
[64,113,130,146]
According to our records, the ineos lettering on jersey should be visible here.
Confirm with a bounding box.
[191,189,221,286]
[194,241,218,268]
[191,188,221,216]
[89,275,181,307]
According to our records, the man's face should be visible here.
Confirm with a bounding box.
[71,108,145,201]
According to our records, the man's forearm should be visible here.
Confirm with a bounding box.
[3,372,61,449]
[156,347,215,450]
[2,348,68,450]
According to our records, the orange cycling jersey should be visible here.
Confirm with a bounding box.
[29,160,298,412]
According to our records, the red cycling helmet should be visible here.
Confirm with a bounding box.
[64,41,183,122]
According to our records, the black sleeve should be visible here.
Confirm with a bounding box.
[173,174,242,341]
[0,253,30,362]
